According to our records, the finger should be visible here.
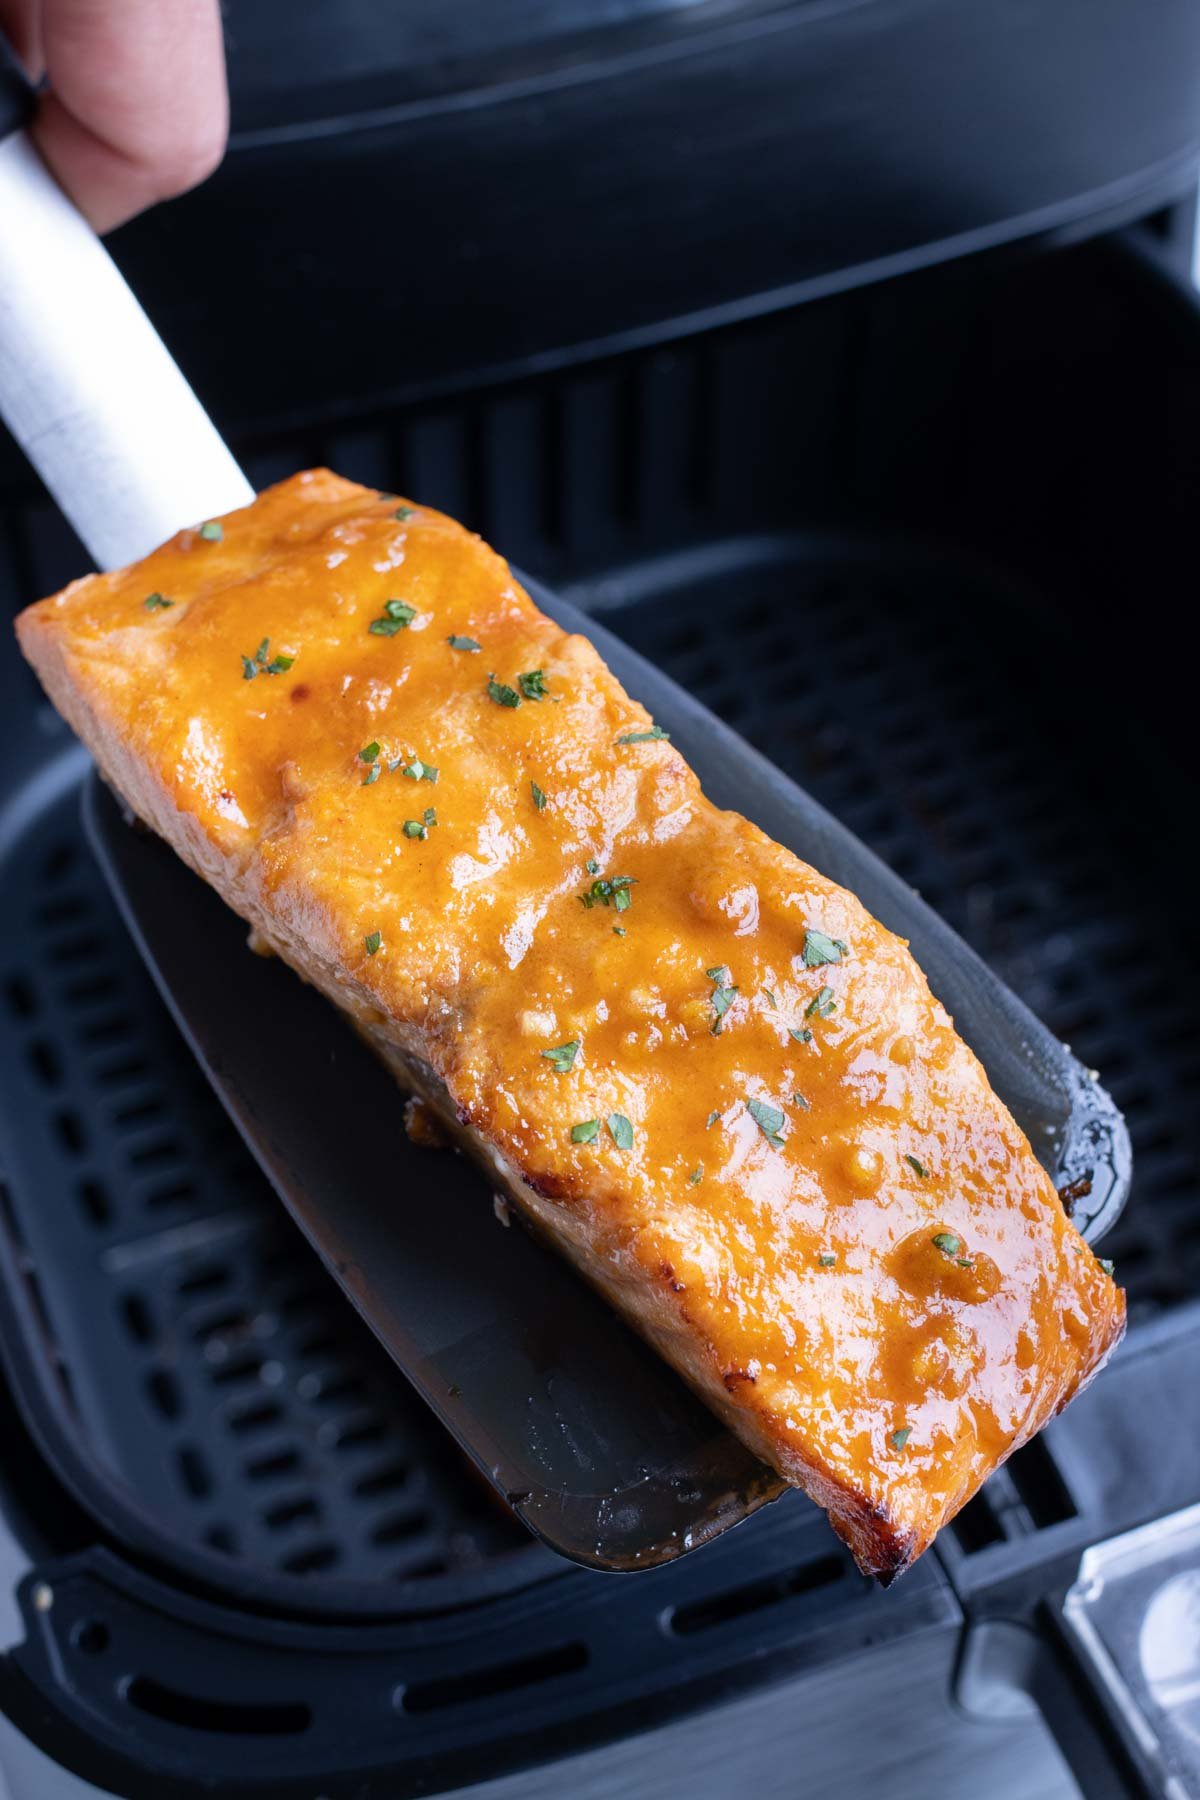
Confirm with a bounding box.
[30,0,227,234]
[0,0,44,79]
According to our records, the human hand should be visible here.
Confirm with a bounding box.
[1,0,227,233]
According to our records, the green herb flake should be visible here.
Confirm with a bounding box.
[607,1113,635,1151]
[571,1119,600,1144]
[804,985,837,1020]
[688,1165,704,1186]
[706,1110,721,1129]
[613,926,626,936]
[143,592,173,612]
[904,1153,929,1179]
[617,725,670,746]
[789,1026,813,1044]
[359,742,381,764]
[487,675,522,709]
[587,859,600,875]
[891,1427,912,1451]
[957,1257,975,1270]
[710,970,738,1035]
[793,1092,810,1110]
[240,637,294,680]
[763,988,778,1009]
[447,634,481,652]
[370,599,418,636]
[362,763,381,786]
[394,505,416,521]
[403,819,428,840]
[518,668,550,701]
[541,1040,581,1074]
[198,520,223,542]
[580,875,637,912]
[423,807,437,829]
[802,928,848,968]
[1099,1258,1116,1277]
[931,1231,962,1257]
[402,760,438,783]
[818,1252,837,1268]
[364,931,383,956]
[746,1097,786,1149]
[531,782,548,812]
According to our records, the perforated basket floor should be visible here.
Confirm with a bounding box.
[0,768,535,1598]
[0,529,1197,1609]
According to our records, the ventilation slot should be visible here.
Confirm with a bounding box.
[400,1643,589,1714]
[124,1676,311,1737]
[668,1555,847,1636]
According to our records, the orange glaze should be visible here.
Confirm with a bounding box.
[16,470,1125,1575]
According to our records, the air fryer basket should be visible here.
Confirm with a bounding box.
[1,229,1199,1796]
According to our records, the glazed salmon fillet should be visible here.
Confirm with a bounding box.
[16,470,1124,1578]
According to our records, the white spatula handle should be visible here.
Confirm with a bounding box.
[0,120,252,572]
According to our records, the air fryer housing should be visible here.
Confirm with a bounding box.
[2,4,1200,1797]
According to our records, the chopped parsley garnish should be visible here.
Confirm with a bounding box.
[447,634,481,652]
[571,1119,600,1144]
[905,1154,929,1179]
[394,505,415,521]
[531,782,548,811]
[198,520,223,542]
[402,759,438,783]
[803,928,848,968]
[487,675,522,708]
[613,926,626,936]
[891,1427,912,1450]
[818,1253,837,1267]
[360,742,381,763]
[587,859,600,875]
[706,1110,721,1129]
[931,1232,962,1257]
[617,725,669,745]
[241,637,293,679]
[580,875,636,912]
[804,985,837,1019]
[688,1165,704,1185]
[364,931,382,956]
[143,592,173,611]
[763,988,778,1009]
[789,1026,813,1044]
[423,806,437,829]
[370,599,417,636]
[957,1256,975,1270]
[1099,1257,1115,1277]
[793,1092,810,1110]
[403,819,428,840]
[362,763,380,786]
[607,1113,634,1151]
[709,968,738,1034]
[518,668,550,700]
[747,1097,786,1149]
[541,1040,580,1074]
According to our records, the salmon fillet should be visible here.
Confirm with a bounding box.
[15,470,1124,1578]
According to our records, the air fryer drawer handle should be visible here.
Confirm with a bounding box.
[0,37,252,571]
